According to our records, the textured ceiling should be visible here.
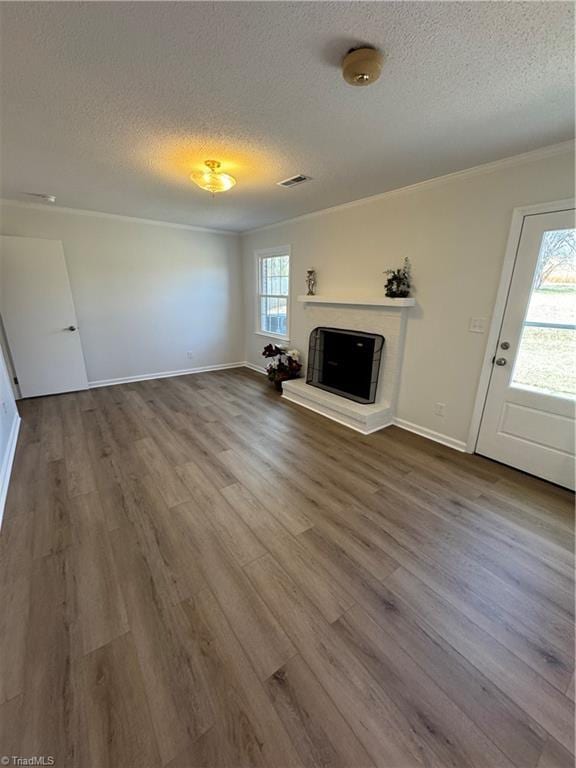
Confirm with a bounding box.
[0,1,574,232]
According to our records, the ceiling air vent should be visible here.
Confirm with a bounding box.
[277,174,311,188]
[24,192,56,203]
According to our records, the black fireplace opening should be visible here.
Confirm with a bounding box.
[307,327,385,404]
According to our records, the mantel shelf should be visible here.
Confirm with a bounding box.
[297,295,415,308]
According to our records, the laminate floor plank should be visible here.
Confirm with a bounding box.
[0,440,39,585]
[173,500,296,681]
[222,481,355,622]
[333,604,517,768]
[0,368,573,768]
[16,396,41,447]
[480,490,575,553]
[110,523,214,765]
[39,395,64,461]
[81,632,161,768]
[370,485,575,631]
[0,573,29,703]
[177,462,265,567]
[298,543,546,768]
[537,738,575,768]
[265,654,376,768]
[358,493,575,685]
[305,501,403,582]
[173,588,304,768]
[377,468,575,586]
[245,553,428,768]
[32,458,73,559]
[385,567,575,754]
[70,491,129,655]
[17,552,87,766]
[214,421,346,515]
[61,393,97,498]
[134,436,191,508]
[120,473,208,604]
[566,673,575,701]
[151,399,238,488]
[218,447,314,535]
[93,388,152,451]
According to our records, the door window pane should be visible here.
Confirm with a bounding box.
[512,228,576,396]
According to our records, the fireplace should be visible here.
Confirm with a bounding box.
[306,327,385,404]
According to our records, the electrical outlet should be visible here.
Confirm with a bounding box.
[186,351,194,360]
[468,317,487,333]
[434,402,446,417]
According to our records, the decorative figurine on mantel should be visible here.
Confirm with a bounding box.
[305,268,317,296]
[384,257,412,298]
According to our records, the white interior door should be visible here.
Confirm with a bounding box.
[477,208,575,489]
[0,236,88,398]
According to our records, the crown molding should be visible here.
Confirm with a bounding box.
[243,140,575,236]
[0,198,240,236]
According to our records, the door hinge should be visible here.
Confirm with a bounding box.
[13,376,18,385]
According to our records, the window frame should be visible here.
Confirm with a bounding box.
[255,246,291,341]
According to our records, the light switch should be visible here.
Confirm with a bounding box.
[468,317,487,333]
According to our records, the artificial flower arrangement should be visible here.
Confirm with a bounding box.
[262,344,302,391]
[384,257,412,298]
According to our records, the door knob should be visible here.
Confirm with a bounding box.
[495,357,507,366]
[66,325,77,331]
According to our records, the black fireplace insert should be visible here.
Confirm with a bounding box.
[306,327,385,404]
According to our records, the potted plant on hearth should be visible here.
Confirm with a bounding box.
[262,344,302,391]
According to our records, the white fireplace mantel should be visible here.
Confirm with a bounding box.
[297,295,415,308]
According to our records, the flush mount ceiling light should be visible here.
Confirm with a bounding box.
[342,47,383,86]
[191,160,236,194]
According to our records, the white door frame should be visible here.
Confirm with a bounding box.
[466,197,575,454]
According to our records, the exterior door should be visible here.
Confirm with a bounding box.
[0,236,88,397]
[477,208,575,489]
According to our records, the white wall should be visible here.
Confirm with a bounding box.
[0,203,243,384]
[0,342,19,525]
[242,145,575,446]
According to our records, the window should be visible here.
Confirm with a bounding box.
[257,248,290,339]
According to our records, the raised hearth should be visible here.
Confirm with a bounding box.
[282,378,392,434]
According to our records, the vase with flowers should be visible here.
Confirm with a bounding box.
[262,344,302,391]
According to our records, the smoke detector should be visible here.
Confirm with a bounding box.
[342,47,383,86]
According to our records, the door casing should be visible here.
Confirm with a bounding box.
[466,198,575,454]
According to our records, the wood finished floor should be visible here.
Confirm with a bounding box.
[0,368,574,768]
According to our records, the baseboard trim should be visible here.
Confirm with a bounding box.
[394,418,467,452]
[0,414,21,528]
[243,362,267,375]
[88,362,247,389]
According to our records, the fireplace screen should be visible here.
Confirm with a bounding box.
[307,327,385,404]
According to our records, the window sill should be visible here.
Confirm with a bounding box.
[254,330,290,343]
